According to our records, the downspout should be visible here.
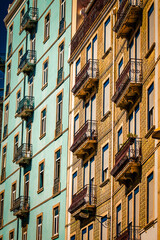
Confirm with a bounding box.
[111,8,116,240]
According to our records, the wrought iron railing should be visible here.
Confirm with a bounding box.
[112,58,142,103]
[12,196,30,213]
[59,17,65,35]
[53,177,60,195]
[3,125,8,138]
[57,67,63,85]
[115,226,141,240]
[5,82,10,97]
[71,0,109,55]
[70,120,97,153]
[72,59,99,95]
[55,119,62,137]
[1,168,6,181]
[18,50,36,70]
[68,184,97,214]
[21,7,38,29]
[113,0,143,33]
[13,143,32,163]
[16,96,34,116]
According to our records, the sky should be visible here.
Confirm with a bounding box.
[0,0,13,54]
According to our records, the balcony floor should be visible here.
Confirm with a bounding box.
[20,63,35,75]
[22,20,37,32]
[72,203,96,219]
[15,157,31,166]
[13,209,29,218]
[75,77,98,99]
[16,109,33,119]
[74,138,97,160]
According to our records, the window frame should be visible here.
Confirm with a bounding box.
[54,147,61,183]
[55,90,63,137]
[72,171,77,196]
[102,143,109,182]
[148,3,154,50]
[147,171,154,224]
[117,126,123,151]
[40,107,47,139]
[103,78,110,116]
[16,89,21,111]
[44,11,50,43]
[0,190,4,227]
[1,145,7,181]
[20,6,25,33]
[9,229,15,240]
[18,46,23,69]
[101,215,108,240]
[11,181,17,209]
[42,58,49,89]
[24,171,30,198]
[147,82,154,131]
[104,16,111,53]
[8,23,13,57]
[36,213,43,240]
[116,203,122,236]
[81,223,94,240]
[38,160,45,193]
[52,203,60,238]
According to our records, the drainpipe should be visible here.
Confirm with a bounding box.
[111,8,116,240]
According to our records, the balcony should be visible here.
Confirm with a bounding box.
[12,196,30,218]
[53,178,60,196]
[68,184,97,219]
[113,0,143,39]
[115,226,141,240]
[72,59,99,100]
[0,54,5,72]
[13,144,32,166]
[18,50,36,75]
[21,7,38,32]
[15,96,34,119]
[1,168,6,182]
[71,0,108,56]
[59,18,65,35]
[70,120,97,160]
[112,59,142,111]
[111,137,141,186]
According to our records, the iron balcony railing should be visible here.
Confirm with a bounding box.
[16,96,34,116]
[71,0,109,56]
[18,50,36,70]
[57,67,63,85]
[1,168,6,181]
[55,119,62,137]
[3,125,8,138]
[68,184,97,214]
[21,7,38,29]
[113,0,143,33]
[53,177,60,195]
[13,143,32,163]
[115,226,141,240]
[112,58,143,103]
[59,17,65,35]
[72,59,99,95]
[70,120,98,153]
[5,82,10,97]
[12,196,30,214]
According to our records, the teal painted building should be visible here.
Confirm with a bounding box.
[0,0,71,239]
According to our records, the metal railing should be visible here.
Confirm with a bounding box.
[53,177,60,195]
[59,17,65,35]
[57,67,63,85]
[18,50,36,70]
[113,0,143,33]
[13,143,32,163]
[115,226,141,240]
[16,96,34,116]
[1,168,6,181]
[68,184,97,214]
[72,59,99,95]
[112,58,143,103]
[55,119,62,137]
[70,120,98,153]
[21,7,38,29]
[12,196,30,213]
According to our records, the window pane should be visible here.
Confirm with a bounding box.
[104,17,111,52]
[103,79,109,115]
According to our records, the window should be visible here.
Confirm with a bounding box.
[28,76,33,97]
[58,42,64,70]
[0,236,3,240]
[71,236,75,240]
[30,32,36,51]
[42,59,48,87]
[16,90,21,110]
[104,17,111,53]
[0,192,4,226]
[24,172,29,198]
[85,94,96,123]
[86,43,91,62]
[84,157,95,187]
[44,12,50,41]
[14,134,19,157]
[53,205,59,237]
[103,78,110,116]
[57,93,62,123]
[92,35,97,60]
[8,24,13,57]
[118,127,123,151]
[6,63,11,96]
[118,58,123,76]
[129,104,140,137]
[76,58,80,76]
[22,229,27,240]
[38,161,44,191]
[3,103,9,137]
[11,182,16,209]
[74,114,79,134]
[148,3,154,49]
[82,224,93,240]
[9,230,14,240]
[102,143,109,182]
[40,108,46,137]
[128,193,133,231]
[55,149,61,181]
[85,102,90,122]
[18,47,23,66]
[72,171,77,196]
[60,0,65,21]
[148,83,154,130]
[37,214,42,240]
[116,204,121,236]
[147,172,154,223]
[101,216,107,240]
[20,7,25,31]
[1,146,7,181]
[26,123,32,146]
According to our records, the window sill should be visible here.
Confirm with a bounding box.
[99,178,110,188]
[145,125,155,139]
[51,234,59,240]
[54,130,62,141]
[145,42,155,59]
[39,133,46,140]
[43,36,50,44]
[53,191,61,198]
[101,110,111,122]
[143,219,155,231]
[102,47,112,60]
[37,187,44,194]
[41,83,48,91]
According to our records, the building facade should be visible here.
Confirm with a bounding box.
[66,0,159,240]
[0,0,71,239]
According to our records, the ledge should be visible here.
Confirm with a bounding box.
[39,133,46,140]
[52,190,61,198]
[145,42,155,59]
[51,234,59,240]
[41,83,48,91]
[143,219,155,231]
[99,178,110,188]
[101,110,111,122]
[102,47,112,60]
[37,187,44,194]
[145,125,155,139]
